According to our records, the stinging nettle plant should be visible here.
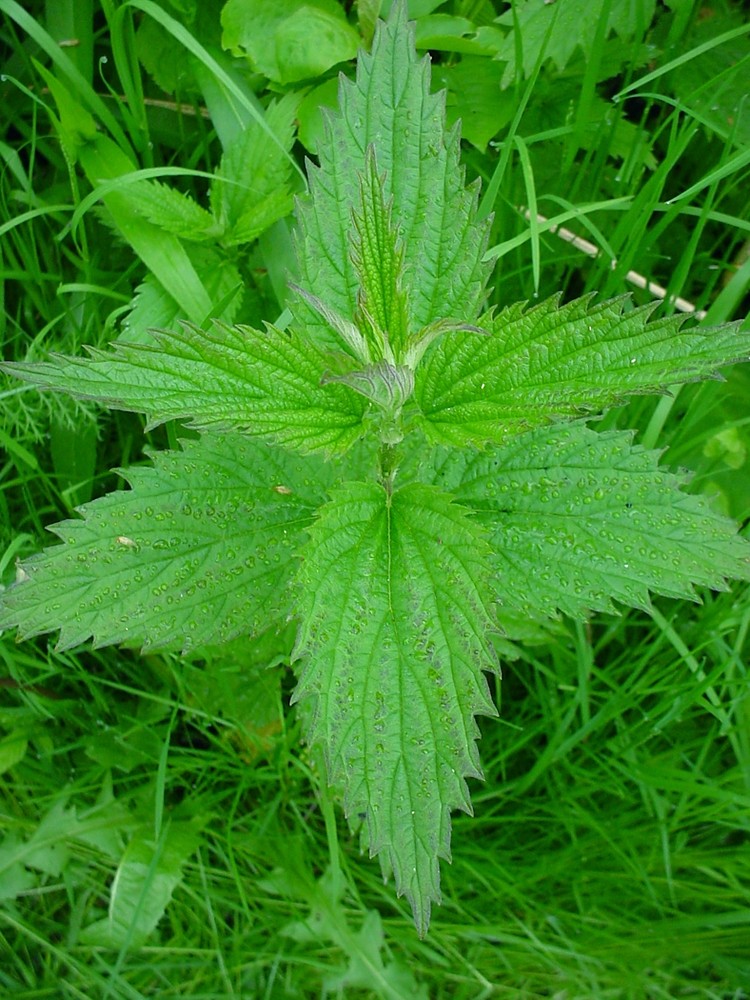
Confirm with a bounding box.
[2,3,750,935]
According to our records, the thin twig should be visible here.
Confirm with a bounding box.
[522,208,707,319]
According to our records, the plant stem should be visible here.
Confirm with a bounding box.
[378,441,400,493]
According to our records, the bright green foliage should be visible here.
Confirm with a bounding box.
[8,323,367,454]
[0,433,334,652]
[350,149,412,362]
[495,0,657,86]
[438,56,512,151]
[415,295,750,447]
[293,481,497,936]
[0,794,136,903]
[672,13,750,149]
[35,64,214,327]
[0,786,202,949]
[293,5,491,351]
[259,856,428,997]
[123,247,245,345]
[80,821,204,948]
[35,59,298,347]
[118,94,299,249]
[2,1,750,937]
[209,93,299,245]
[410,421,750,620]
[221,0,359,84]
[121,181,222,242]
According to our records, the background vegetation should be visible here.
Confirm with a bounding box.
[1,0,749,996]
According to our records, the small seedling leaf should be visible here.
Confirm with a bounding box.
[80,820,202,949]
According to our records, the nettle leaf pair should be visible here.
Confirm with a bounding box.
[2,5,750,934]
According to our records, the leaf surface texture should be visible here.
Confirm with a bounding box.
[415,296,750,446]
[6,324,366,455]
[293,481,498,934]
[293,2,490,352]
[0,434,337,651]
[414,421,750,619]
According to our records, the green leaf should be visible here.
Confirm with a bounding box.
[0,794,137,901]
[415,421,750,620]
[325,908,428,997]
[37,65,214,325]
[135,13,199,94]
[494,0,657,87]
[350,147,411,361]
[437,56,513,152]
[210,93,298,246]
[79,140,214,322]
[228,188,295,245]
[0,731,28,775]
[357,0,381,46]
[121,246,244,345]
[323,360,414,413]
[290,283,372,363]
[4,322,367,455]
[123,180,221,242]
[221,0,359,85]
[415,295,750,447]
[293,481,498,934]
[80,820,202,949]
[182,631,290,758]
[297,77,341,154]
[0,834,36,902]
[122,275,193,345]
[671,11,750,149]
[266,857,429,998]
[414,15,503,56]
[0,433,337,652]
[294,1,491,352]
[607,0,658,43]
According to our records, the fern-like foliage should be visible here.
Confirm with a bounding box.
[2,1,750,934]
